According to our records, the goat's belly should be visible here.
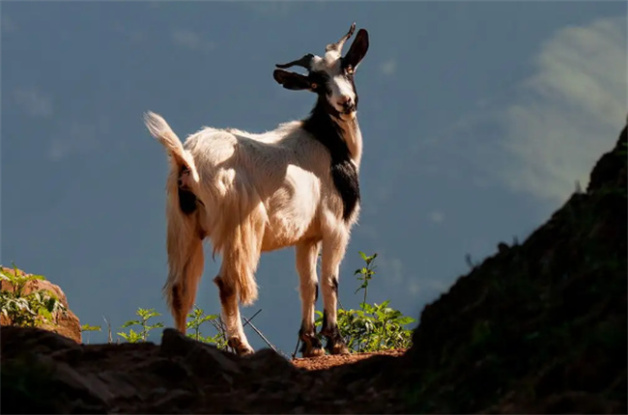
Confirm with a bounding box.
[260,216,318,251]
[260,207,320,252]
[259,167,321,251]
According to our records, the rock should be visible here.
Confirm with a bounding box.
[0,267,81,343]
[243,348,296,377]
[160,328,241,375]
[587,125,627,192]
[0,325,81,357]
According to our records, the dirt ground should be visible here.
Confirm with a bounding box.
[291,349,407,371]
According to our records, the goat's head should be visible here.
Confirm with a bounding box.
[273,23,369,119]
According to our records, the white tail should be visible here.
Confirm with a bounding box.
[144,111,199,184]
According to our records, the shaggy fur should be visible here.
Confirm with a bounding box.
[145,24,369,356]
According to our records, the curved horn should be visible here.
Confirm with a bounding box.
[276,53,314,70]
[325,22,356,53]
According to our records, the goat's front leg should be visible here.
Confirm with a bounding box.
[295,241,324,357]
[320,230,350,355]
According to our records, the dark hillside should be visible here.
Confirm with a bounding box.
[404,125,627,413]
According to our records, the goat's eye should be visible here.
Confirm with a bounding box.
[310,82,318,90]
[345,65,354,75]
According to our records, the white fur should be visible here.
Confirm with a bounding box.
[145,24,367,355]
[145,112,362,353]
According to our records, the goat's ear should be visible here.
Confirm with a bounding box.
[343,29,369,71]
[273,69,313,91]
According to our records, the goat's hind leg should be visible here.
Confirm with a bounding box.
[171,237,204,332]
[296,241,324,357]
[213,266,254,356]
[164,194,205,333]
[165,238,205,334]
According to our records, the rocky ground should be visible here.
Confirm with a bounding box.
[2,326,411,414]
[292,349,406,371]
[1,125,626,414]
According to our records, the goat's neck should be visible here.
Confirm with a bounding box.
[336,116,362,171]
[302,98,364,172]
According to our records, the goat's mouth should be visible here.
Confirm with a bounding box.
[340,107,357,119]
[336,101,356,114]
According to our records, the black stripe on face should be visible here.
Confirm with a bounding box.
[347,73,358,109]
[308,71,331,96]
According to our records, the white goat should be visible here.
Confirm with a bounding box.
[144,23,369,357]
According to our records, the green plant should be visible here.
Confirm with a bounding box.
[81,323,102,332]
[186,305,228,349]
[80,323,102,344]
[118,308,164,343]
[0,266,66,328]
[116,306,231,348]
[315,252,416,352]
[355,251,377,306]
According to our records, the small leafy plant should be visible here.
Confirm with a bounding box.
[80,323,102,344]
[316,252,416,353]
[186,305,228,349]
[355,251,377,305]
[118,308,164,343]
[116,306,229,349]
[0,266,66,328]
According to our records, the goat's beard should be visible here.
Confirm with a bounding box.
[339,110,357,121]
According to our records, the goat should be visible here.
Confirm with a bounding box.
[144,23,369,357]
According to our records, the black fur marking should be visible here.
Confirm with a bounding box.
[213,276,234,304]
[320,310,344,352]
[320,310,338,336]
[342,68,359,109]
[172,284,182,312]
[314,282,319,303]
[331,276,339,294]
[299,336,322,355]
[178,188,197,215]
[302,95,360,221]
[299,321,322,354]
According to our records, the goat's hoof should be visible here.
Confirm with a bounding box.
[328,341,350,355]
[299,331,323,358]
[237,347,254,356]
[228,336,254,356]
[302,346,325,358]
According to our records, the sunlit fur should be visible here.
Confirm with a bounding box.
[145,25,368,356]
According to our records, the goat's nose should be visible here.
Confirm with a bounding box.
[339,96,354,111]
[339,96,352,106]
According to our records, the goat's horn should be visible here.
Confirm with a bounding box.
[326,22,356,53]
[276,53,314,70]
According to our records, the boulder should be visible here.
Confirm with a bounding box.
[0,267,81,343]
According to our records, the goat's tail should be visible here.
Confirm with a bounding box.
[146,111,205,332]
[144,111,200,185]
